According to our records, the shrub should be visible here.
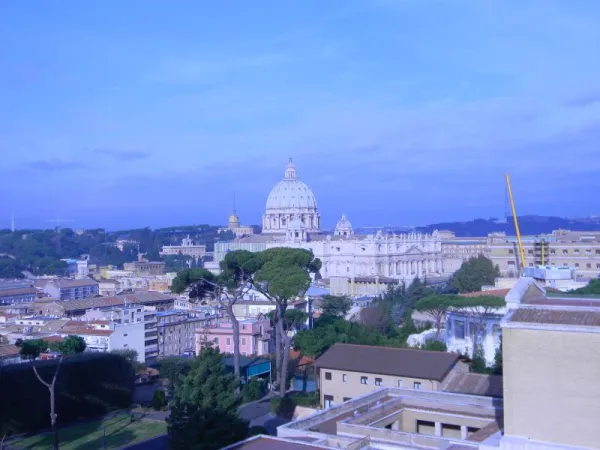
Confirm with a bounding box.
[152,389,167,410]
[243,378,265,403]
[0,352,134,436]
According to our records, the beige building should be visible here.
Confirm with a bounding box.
[500,277,600,449]
[218,211,255,238]
[160,236,207,261]
[488,229,600,278]
[123,259,165,276]
[315,343,469,408]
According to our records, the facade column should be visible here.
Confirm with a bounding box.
[435,422,442,437]
[461,425,468,440]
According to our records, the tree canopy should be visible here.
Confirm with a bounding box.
[167,346,248,449]
[321,295,352,317]
[452,255,500,293]
[17,335,86,360]
[571,278,600,295]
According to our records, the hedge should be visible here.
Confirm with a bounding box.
[0,352,134,436]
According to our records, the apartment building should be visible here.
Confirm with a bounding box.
[440,232,488,273]
[315,344,469,408]
[0,281,38,305]
[196,315,271,357]
[156,310,221,357]
[35,278,99,300]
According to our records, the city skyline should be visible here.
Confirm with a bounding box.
[2,0,600,229]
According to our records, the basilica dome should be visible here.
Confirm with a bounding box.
[262,159,321,234]
[334,214,354,237]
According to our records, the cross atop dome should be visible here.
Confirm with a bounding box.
[284,157,297,179]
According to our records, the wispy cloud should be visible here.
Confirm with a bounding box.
[22,159,85,172]
[94,148,149,161]
[564,90,600,108]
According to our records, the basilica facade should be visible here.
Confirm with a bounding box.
[214,160,447,296]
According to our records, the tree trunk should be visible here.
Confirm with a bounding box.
[228,304,241,380]
[274,312,281,388]
[50,388,58,450]
[277,318,291,397]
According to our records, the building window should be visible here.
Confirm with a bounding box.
[550,249,556,255]
[508,249,514,255]
[586,249,592,255]
[398,379,403,388]
[342,374,347,383]
[597,263,600,269]
[507,261,515,266]
[226,338,231,345]
[324,395,334,408]
[596,249,600,255]
[375,378,382,386]
[241,337,246,345]
[575,263,580,267]
[325,372,332,381]
[414,382,422,390]
[587,263,592,269]
[527,250,533,255]
[454,320,465,339]
[574,249,580,254]
[360,376,368,385]
[562,249,568,255]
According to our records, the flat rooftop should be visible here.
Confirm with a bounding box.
[278,387,503,449]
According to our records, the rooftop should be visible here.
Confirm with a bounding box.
[59,291,175,313]
[315,344,460,382]
[0,287,38,297]
[441,372,503,398]
[223,435,331,450]
[460,289,510,298]
[278,387,503,449]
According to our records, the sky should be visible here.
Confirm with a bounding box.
[1,0,600,230]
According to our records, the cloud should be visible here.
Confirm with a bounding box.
[94,148,149,161]
[22,159,85,172]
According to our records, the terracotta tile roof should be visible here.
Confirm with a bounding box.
[315,343,459,382]
[0,287,38,297]
[290,350,314,366]
[460,289,509,298]
[60,327,113,336]
[59,291,175,312]
[441,372,503,397]
[510,308,600,327]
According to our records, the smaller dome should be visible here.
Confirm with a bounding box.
[228,213,240,223]
[334,214,354,236]
[288,218,305,229]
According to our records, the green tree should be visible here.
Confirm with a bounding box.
[157,357,191,392]
[251,248,321,396]
[421,341,448,352]
[571,278,600,295]
[321,295,352,317]
[167,403,248,450]
[167,346,247,449]
[170,250,259,381]
[470,344,487,374]
[53,335,86,355]
[452,255,500,293]
[151,389,166,410]
[19,339,47,360]
[414,294,461,340]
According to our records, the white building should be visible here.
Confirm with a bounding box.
[160,236,207,261]
[219,159,448,296]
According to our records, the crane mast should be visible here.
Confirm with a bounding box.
[505,174,526,272]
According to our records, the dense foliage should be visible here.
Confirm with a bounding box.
[571,278,600,295]
[452,255,500,293]
[293,316,407,358]
[17,335,86,359]
[0,353,134,436]
[321,295,352,317]
[167,346,248,449]
[0,225,232,276]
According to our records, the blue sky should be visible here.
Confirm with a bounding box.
[1,0,600,230]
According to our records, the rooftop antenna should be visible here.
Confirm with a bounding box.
[11,212,15,232]
[233,191,236,214]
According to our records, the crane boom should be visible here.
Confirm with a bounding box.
[505,174,526,271]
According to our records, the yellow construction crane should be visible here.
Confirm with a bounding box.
[505,174,526,271]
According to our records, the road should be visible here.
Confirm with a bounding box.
[238,397,290,435]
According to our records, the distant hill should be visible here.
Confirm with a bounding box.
[416,215,600,237]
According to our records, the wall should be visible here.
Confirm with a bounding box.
[503,327,600,448]
[109,321,146,363]
[319,368,440,407]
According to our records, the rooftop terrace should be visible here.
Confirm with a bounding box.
[278,387,503,449]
